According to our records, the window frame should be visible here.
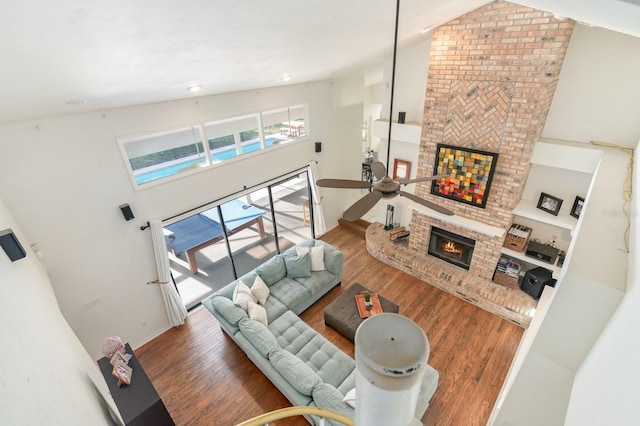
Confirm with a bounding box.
[117,103,309,191]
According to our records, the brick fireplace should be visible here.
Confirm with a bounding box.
[366,1,575,327]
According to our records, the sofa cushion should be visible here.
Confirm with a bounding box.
[311,382,354,418]
[296,245,325,271]
[270,311,355,388]
[294,270,338,295]
[269,277,311,308]
[297,335,355,388]
[259,295,286,322]
[247,301,268,326]
[239,318,279,358]
[256,255,287,286]
[209,295,247,326]
[283,253,311,278]
[269,349,322,396]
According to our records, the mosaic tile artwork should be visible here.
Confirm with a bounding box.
[431,144,498,208]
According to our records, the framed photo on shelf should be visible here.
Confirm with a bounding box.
[112,359,132,387]
[570,196,585,219]
[537,192,563,216]
[430,144,499,209]
[393,158,411,181]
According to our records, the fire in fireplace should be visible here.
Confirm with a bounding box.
[428,227,475,270]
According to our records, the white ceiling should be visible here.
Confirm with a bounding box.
[1,0,638,125]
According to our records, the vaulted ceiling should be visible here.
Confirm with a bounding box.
[1,0,638,125]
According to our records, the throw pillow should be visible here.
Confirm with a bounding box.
[343,387,356,408]
[311,382,354,417]
[251,275,270,305]
[296,245,325,271]
[256,255,287,286]
[238,317,279,358]
[209,296,247,326]
[246,301,268,327]
[284,253,311,278]
[269,349,322,396]
[233,281,256,311]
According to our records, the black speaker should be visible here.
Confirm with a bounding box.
[119,204,135,221]
[521,267,555,299]
[0,229,26,262]
[398,111,406,124]
[315,141,322,153]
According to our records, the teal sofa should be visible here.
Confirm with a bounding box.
[202,239,439,425]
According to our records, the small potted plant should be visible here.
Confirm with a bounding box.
[364,291,373,310]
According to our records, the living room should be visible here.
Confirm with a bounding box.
[1,1,639,425]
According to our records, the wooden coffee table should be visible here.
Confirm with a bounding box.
[323,282,399,342]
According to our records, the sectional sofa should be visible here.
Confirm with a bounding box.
[202,239,439,425]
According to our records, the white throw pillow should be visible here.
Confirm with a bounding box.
[296,245,325,271]
[233,281,256,311]
[251,275,270,305]
[343,387,356,408]
[247,301,268,327]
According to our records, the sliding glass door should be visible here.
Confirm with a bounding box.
[166,171,312,309]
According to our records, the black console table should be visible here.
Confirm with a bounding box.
[97,344,174,426]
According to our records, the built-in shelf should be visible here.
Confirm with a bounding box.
[372,119,421,144]
[500,247,561,278]
[512,198,576,236]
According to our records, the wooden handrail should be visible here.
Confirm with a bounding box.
[235,406,354,426]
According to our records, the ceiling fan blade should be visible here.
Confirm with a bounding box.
[316,179,372,189]
[399,174,451,185]
[371,162,387,180]
[343,191,384,222]
[399,190,454,216]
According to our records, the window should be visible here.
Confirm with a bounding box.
[204,114,260,162]
[119,126,206,186]
[262,104,306,143]
[118,104,308,189]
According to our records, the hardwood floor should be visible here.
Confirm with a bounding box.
[135,225,524,425]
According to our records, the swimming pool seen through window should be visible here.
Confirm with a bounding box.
[117,104,308,189]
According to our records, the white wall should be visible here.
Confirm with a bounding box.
[563,139,640,426]
[0,197,119,425]
[364,37,432,227]
[0,78,362,360]
[542,24,640,148]
[493,23,640,425]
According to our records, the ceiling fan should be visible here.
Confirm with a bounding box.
[316,0,454,222]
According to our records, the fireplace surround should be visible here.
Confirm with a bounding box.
[365,1,574,327]
[428,227,475,270]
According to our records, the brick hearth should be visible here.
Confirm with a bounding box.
[366,223,535,326]
[369,1,574,327]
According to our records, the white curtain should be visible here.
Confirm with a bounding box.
[150,220,187,327]
[307,161,327,236]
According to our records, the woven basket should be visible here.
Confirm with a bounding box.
[492,270,520,287]
[503,224,532,253]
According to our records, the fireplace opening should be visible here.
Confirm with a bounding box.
[428,227,475,270]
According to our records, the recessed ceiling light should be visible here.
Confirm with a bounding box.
[420,26,433,34]
[281,74,292,82]
[188,85,202,93]
[66,99,86,106]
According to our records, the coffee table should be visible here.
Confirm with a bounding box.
[323,282,399,342]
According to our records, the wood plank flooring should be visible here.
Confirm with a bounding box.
[135,224,524,425]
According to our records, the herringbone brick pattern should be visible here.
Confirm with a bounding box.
[444,80,513,152]
[408,2,574,295]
